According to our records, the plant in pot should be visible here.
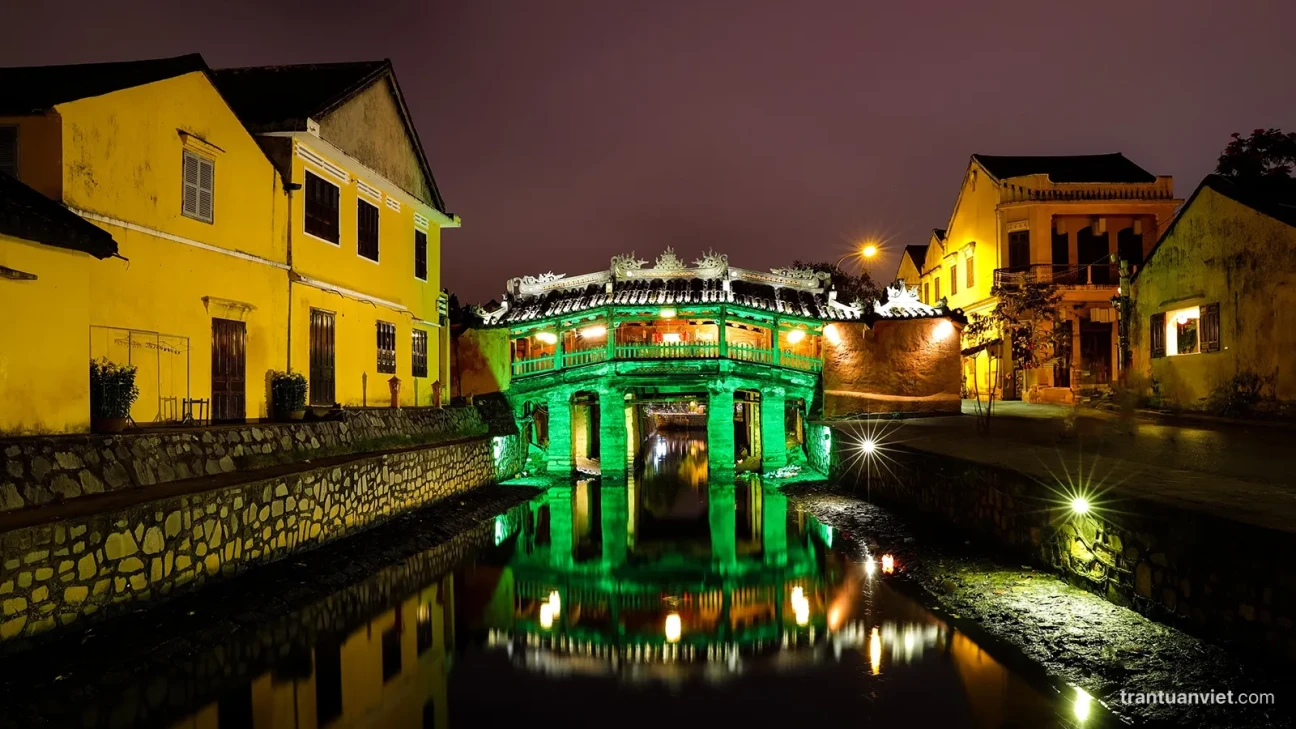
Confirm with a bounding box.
[270,371,308,421]
[90,359,139,433]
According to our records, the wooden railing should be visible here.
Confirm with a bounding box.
[780,350,823,372]
[512,355,556,376]
[615,343,721,360]
[563,348,608,367]
[512,341,822,378]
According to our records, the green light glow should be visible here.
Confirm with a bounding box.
[1073,687,1092,722]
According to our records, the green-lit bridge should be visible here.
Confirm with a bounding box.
[473,250,872,475]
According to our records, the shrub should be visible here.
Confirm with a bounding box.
[90,359,139,419]
[269,371,308,413]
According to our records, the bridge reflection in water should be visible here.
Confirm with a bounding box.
[24,434,1100,728]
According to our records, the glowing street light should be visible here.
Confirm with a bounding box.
[861,243,879,259]
[665,612,682,643]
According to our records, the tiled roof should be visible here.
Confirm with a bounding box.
[0,173,117,259]
[902,244,929,269]
[972,153,1156,184]
[0,54,207,114]
[498,275,855,324]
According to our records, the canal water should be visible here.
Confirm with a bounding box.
[3,433,1104,728]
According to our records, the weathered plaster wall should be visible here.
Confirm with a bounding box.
[452,326,511,398]
[822,319,962,416]
[0,436,505,643]
[0,406,487,513]
[1131,187,1296,408]
[318,78,433,207]
[832,435,1296,663]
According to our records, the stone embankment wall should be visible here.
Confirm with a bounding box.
[826,436,1296,663]
[0,407,485,513]
[0,437,504,642]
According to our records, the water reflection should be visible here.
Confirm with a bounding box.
[19,433,1100,729]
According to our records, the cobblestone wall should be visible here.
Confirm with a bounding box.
[0,436,506,642]
[832,436,1296,663]
[0,406,487,513]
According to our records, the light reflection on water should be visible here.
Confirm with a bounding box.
[23,433,1099,728]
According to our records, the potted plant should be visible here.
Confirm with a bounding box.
[270,371,308,421]
[90,359,139,433]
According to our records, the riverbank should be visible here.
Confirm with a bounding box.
[0,483,539,729]
[784,482,1293,729]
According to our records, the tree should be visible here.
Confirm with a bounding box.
[1215,128,1296,191]
[963,312,1000,433]
[790,259,882,308]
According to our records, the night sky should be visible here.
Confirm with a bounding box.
[4,0,1295,303]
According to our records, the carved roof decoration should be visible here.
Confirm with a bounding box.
[483,252,964,326]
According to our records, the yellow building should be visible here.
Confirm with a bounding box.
[0,54,291,427]
[1131,175,1296,409]
[213,61,459,410]
[0,55,457,434]
[898,154,1180,402]
[0,173,118,435]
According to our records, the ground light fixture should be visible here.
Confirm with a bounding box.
[535,331,557,344]
[824,323,842,345]
[1073,687,1092,722]
[664,612,682,643]
[932,319,954,341]
[1071,497,1091,515]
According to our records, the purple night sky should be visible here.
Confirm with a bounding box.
[3,1,1295,302]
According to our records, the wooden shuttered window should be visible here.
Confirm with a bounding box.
[966,256,975,288]
[358,199,380,261]
[1150,312,1166,359]
[376,321,396,374]
[414,230,428,281]
[0,126,17,177]
[412,329,429,378]
[950,265,958,295]
[182,151,215,223]
[1201,303,1221,353]
[305,171,340,243]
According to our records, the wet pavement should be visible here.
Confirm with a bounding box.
[0,432,1109,728]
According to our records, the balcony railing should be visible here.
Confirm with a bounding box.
[994,263,1118,289]
[512,342,823,378]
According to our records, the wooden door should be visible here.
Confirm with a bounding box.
[211,318,246,422]
[309,309,336,406]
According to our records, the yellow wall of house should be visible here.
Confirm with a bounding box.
[0,113,62,199]
[288,141,445,407]
[0,235,93,435]
[1132,187,1296,408]
[49,71,291,423]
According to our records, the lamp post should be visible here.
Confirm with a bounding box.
[836,242,880,275]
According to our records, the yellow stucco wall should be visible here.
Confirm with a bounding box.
[286,140,445,408]
[0,235,93,435]
[53,71,291,423]
[1131,186,1296,407]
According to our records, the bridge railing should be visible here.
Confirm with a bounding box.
[512,342,821,378]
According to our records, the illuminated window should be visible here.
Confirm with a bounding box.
[411,329,428,378]
[1164,306,1200,356]
[377,321,397,374]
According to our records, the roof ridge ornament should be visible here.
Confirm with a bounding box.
[692,249,729,273]
[655,247,685,271]
[610,252,647,278]
[769,266,833,284]
[873,279,941,318]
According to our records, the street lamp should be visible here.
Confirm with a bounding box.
[836,241,881,274]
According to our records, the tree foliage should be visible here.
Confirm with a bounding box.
[1215,128,1296,190]
[987,281,1065,371]
[790,259,882,308]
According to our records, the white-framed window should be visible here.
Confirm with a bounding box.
[182,150,215,223]
[0,126,17,177]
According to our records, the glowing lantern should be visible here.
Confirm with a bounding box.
[660,308,677,319]
[580,324,607,338]
[824,324,842,346]
[539,603,554,629]
[665,612,682,643]
[1176,311,1190,325]
[548,589,561,616]
[535,331,557,345]
[880,554,895,574]
[786,329,806,344]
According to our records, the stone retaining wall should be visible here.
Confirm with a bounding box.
[0,435,507,643]
[828,435,1296,663]
[0,406,486,513]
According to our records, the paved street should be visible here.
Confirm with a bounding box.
[855,401,1296,534]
